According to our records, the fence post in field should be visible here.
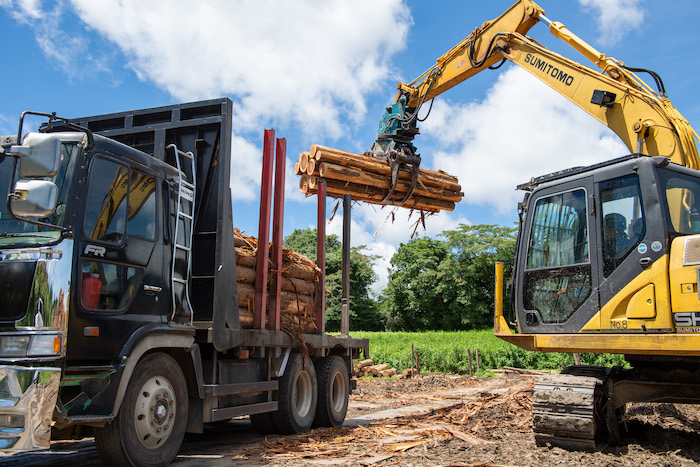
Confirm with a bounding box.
[467,349,473,377]
[410,342,415,378]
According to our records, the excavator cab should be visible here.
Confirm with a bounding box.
[502,154,700,448]
[512,154,679,336]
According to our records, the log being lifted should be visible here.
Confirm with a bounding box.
[233,228,321,332]
[296,145,463,212]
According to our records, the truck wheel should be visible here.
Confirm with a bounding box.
[95,353,188,467]
[313,355,349,427]
[272,353,317,434]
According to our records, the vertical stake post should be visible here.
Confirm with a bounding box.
[341,194,351,336]
[254,129,274,329]
[315,181,326,334]
[269,137,286,331]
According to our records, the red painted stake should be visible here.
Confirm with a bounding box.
[315,181,326,333]
[254,129,275,329]
[269,137,286,330]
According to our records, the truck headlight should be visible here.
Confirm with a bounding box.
[27,334,61,357]
[0,336,30,357]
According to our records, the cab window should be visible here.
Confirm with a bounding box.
[600,174,645,277]
[84,158,128,243]
[526,189,589,269]
[524,189,591,324]
[660,170,700,235]
[127,171,157,240]
[80,260,144,311]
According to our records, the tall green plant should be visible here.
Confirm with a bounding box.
[381,224,517,331]
[284,228,382,331]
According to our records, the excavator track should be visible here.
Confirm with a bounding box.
[532,366,614,450]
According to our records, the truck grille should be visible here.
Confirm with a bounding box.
[0,261,36,322]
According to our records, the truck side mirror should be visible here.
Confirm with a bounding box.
[9,133,61,178]
[11,179,58,218]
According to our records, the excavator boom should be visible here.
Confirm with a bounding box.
[370,0,699,171]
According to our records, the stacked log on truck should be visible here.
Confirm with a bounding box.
[234,228,320,333]
[295,145,463,212]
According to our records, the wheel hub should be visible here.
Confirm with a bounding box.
[331,371,347,413]
[294,370,313,417]
[134,376,176,449]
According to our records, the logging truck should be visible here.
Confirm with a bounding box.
[0,98,368,466]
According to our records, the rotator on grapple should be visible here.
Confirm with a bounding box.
[365,94,422,205]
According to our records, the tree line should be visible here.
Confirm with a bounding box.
[283,224,517,332]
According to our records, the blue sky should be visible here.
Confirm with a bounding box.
[1,0,699,291]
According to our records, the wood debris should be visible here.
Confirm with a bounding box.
[296,145,463,212]
[239,383,533,465]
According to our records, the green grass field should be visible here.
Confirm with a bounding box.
[351,330,626,375]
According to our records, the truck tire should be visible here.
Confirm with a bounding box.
[272,353,317,434]
[313,355,349,427]
[95,352,188,467]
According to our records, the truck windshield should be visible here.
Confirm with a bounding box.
[0,140,81,246]
[660,169,700,235]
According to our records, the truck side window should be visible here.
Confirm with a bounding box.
[81,261,144,311]
[84,158,128,243]
[600,175,644,277]
[127,171,157,240]
[524,189,591,323]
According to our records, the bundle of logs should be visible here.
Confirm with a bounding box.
[295,145,463,212]
[234,228,321,333]
[354,359,398,378]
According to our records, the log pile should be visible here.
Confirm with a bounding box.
[296,145,463,212]
[354,359,398,378]
[234,228,320,333]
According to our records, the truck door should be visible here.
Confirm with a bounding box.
[69,155,167,362]
[516,177,601,333]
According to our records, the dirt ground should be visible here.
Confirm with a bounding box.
[237,373,700,466]
[5,373,700,466]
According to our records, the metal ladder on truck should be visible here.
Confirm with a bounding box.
[167,144,196,324]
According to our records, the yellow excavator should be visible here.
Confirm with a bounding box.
[366,0,700,449]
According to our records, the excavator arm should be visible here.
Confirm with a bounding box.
[369,0,699,173]
[502,28,699,168]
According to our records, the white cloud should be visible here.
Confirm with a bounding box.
[229,133,262,202]
[230,133,314,208]
[327,202,469,293]
[2,0,116,81]
[67,0,411,139]
[578,0,644,45]
[422,66,627,213]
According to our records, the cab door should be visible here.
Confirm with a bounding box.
[69,155,167,362]
[516,176,602,334]
[594,166,671,332]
